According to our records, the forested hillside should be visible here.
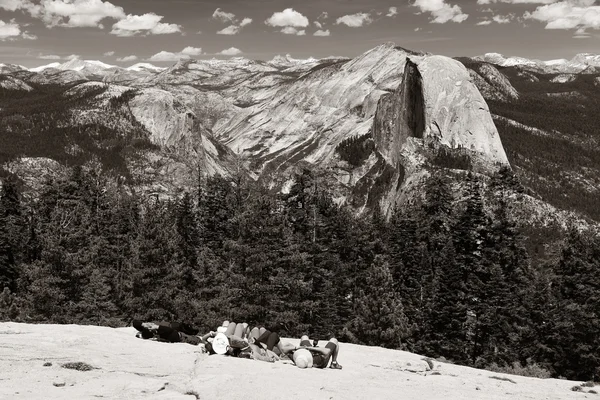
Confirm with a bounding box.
[0,82,157,181]
[460,60,600,223]
[1,166,598,381]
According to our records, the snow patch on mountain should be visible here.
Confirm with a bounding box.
[29,62,61,72]
[126,63,165,72]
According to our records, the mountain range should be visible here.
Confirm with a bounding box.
[473,52,600,74]
[1,44,599,237]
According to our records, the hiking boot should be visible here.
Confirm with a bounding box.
[330,361,343,370]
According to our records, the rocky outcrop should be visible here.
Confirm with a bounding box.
[417,56,508,165]
[0,76,33,91]
[129,88,198,148]
[127,88,237,178]
[370,55,509,213]
[468,63,519,102]
[375,56,507,165]
[551,74,576,84]
[373,59,425,168]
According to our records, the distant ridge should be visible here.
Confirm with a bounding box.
[473,52,600,73]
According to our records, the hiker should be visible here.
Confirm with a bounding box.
[133,320,214,346]
[216,321,281,362]
[247,328,343,369]
[289,335,343,369]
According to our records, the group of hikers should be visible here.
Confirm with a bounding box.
[132,319,343,370]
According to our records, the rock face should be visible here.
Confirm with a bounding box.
[129,89,196,148]
[372,56,509,213]
[417,56,508,165]
[375,57,508,167]
[468,63,519,102]
[127,88,236,177]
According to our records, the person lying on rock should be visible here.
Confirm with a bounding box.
[288,335,343,370]
[213,321,281,362]
[244,328,343,369]
[132,320,214,346]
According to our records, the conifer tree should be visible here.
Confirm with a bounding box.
[0,176,25,293]
[546,229,600,381]
[451,173,489,364]
[348,255,409,348]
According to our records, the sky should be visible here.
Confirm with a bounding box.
[1,0,600,67]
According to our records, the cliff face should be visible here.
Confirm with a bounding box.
[373,59,425,169]
[369,55,509,213]
[418,56,508,165]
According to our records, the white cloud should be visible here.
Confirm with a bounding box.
[413,0,469,23]
[314,21,322,28]
[387,7,398,17]
[313,29,330,36]
[265,8,309,27]
[524,1,600,31]
[415,27,422,31]
[280,26,305,35]
[2,0,180,36]
[38,53,61,59]
[147,46,202,62]
[116,55,137,62]
[319,12,329,20]
[0,19,21,39]
[477,13,514,25]
[180,47,202,56]
[103,50,115,56]
[35,0,125,28]
[212,8,235,23]
[573,26,590,37]
[219,47,242,56]
[212,9,251,35]
[335,12,373,27]
[493,14,512,23]
[66,54,80,60]
[111,13,181,36]
[478,0,556,4]
[0,0,28,12]
[22,31,36,39]
[217,25,239,35]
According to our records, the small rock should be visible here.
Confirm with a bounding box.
[53,382,66,387]
[43,362,52,367]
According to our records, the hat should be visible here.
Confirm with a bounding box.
[212,332,230,355]
[293,349,313,369]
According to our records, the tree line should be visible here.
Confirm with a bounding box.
[0,165,598,382]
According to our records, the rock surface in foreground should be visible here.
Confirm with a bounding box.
[0,323,588,400]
